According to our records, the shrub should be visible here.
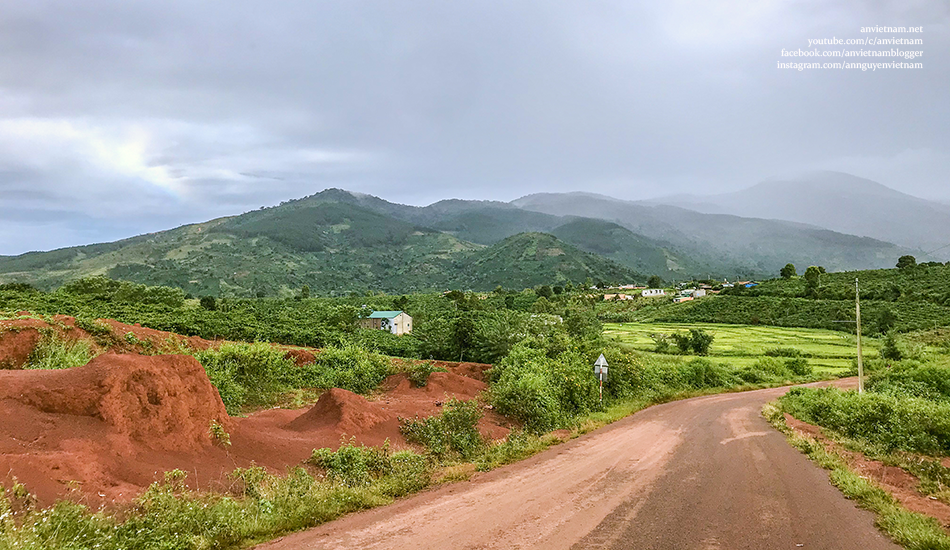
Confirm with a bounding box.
[401,399,485,460]
[193,342,297,414]
[297,344,391,394]
[764,347,803,358]
[785,357,812,376]
[75,317,113,337]
[881,332,903,361]
[308,441,429,495]
[671,329,714,355]
[679,358,738,389]
[489,345,565,432]
[868,364,950,401]
[780,387,950,454]
[489,344,600,433]
[309,441,393,487]
[404,361,447,388]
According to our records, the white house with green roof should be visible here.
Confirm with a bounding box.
[359,310,413,335]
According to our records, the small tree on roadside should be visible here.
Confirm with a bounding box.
[780,263,797,279]
[881,331,902,361]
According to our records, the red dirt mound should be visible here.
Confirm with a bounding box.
[381,371,487,398]
[439,361,492,382]
[284,348,317,366]
[288,388,397,434]
[0,328,41,369]
[0,354,229,452]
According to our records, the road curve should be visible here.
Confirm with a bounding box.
[258,381,900,550]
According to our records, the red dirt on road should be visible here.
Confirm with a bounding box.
[258,379,901,550]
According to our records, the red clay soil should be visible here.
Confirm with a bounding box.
[0,328,41,369]
[0,338,509,509]
[0,315,219,360]
[784,414,950,530]
[96,318,217,351]
[283,348,317,366]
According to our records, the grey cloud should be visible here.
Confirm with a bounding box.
[0,0,948,253]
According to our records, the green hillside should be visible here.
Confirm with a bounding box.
[549,218,693,277]
[635,263,950,334]
[744,263,950,305]
[0,199,643,295]
[454,232,642,290]
[0,202,481,296]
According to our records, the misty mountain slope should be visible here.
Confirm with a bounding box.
[453,232,643,290]
[549,218,693,276]
[513,190,918,276]
[291,189,695,275]
[650,172,950,258]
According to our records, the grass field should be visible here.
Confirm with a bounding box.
[605,322,879,375]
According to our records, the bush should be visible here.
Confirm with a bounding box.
[401,399,485,460]
[764,347,803,358]
[309,441,393,487]
[671,329,714,355]
[881,332,903,361]
[785,357,812,376]
[297,344,391,394]
[679,358,738,389]
[868,363,950,402]
[75,317,113,337]
[489,344,600,433]
[193,342,297,414]
[780,387,950,454]
[403,361,447,388]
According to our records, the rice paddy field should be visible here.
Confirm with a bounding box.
[604,322,880,375]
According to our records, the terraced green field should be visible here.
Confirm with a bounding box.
[605,322,879,374]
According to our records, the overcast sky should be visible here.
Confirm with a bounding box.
[1,0,947,254]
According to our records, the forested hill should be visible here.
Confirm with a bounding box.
[0,199,643,296]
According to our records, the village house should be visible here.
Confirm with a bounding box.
[642,288,666,297]
[360,310,413,335]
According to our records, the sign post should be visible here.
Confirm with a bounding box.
[594,354,608,403]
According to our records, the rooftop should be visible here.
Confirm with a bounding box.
[367,310,405,319]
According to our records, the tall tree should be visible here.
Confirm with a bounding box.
[803,266,821,297]
[896,255,917,270]
[780,263,796,279]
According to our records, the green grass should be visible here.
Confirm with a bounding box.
[605,322,874,376]
[26,329,97,370]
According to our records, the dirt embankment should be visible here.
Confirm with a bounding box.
[0,316,507,508]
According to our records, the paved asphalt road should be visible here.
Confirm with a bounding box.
[258,381,900,550]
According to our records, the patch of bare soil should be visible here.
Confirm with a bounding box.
[785,414,950,530]
[0,319,510,509]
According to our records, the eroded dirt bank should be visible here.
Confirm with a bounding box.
[0,316,507,508]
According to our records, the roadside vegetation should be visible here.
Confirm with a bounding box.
[770,328,950,548]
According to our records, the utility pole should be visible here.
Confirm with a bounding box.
[855,278,864,394]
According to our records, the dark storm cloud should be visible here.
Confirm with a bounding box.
[0,0,947,254]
